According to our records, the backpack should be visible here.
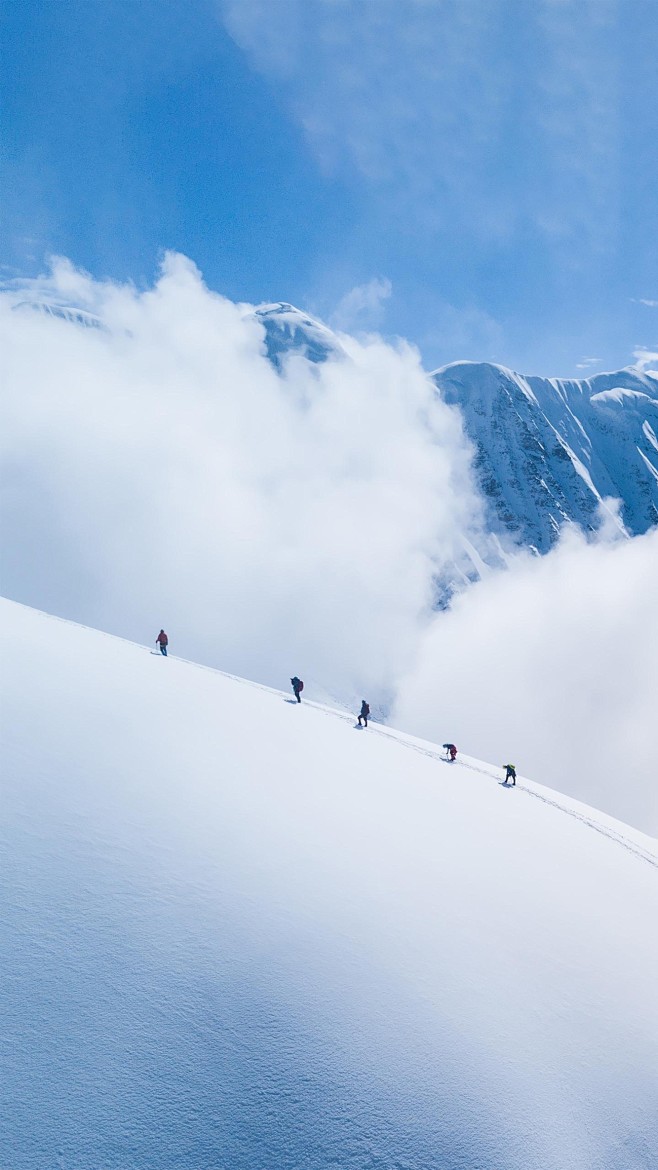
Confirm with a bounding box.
[363,703,370,716]
[297,680,304,691]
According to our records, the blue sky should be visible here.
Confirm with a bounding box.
[2,0,657,374]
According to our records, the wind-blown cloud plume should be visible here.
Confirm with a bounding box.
[393,519,658,835]
[219,0,621,257]
[331,277,392,332]
[633,347,658,373]
[0,253,481,705]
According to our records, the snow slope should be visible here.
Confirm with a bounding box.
[2,598,657,1170]
[433,362,658,551]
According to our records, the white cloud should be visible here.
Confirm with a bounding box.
[0,253,482,709]
[575,356,602,370]
[631,298,658,309]
[330,277,392,332]
[632,347,658,372]
[392,520,658,836]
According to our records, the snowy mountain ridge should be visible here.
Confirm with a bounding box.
[2,596,657,1169]
[433,360,658,552]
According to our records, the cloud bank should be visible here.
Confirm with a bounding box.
[393,522,658,836]
[2,253,657,835]
[0,253,480,707]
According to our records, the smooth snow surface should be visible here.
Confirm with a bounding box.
[2,598,657,1170]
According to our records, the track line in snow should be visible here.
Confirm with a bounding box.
[511,784,658,870]
[290,696,658,872]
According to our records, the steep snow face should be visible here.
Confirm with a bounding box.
[433,362,658,551]
[2,598,657,1170]
[252,302,344,369]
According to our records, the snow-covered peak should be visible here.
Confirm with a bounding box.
[251,301,344,368]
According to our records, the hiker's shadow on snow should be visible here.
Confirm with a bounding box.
[284,698,300,705]
[353,723,365,730]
